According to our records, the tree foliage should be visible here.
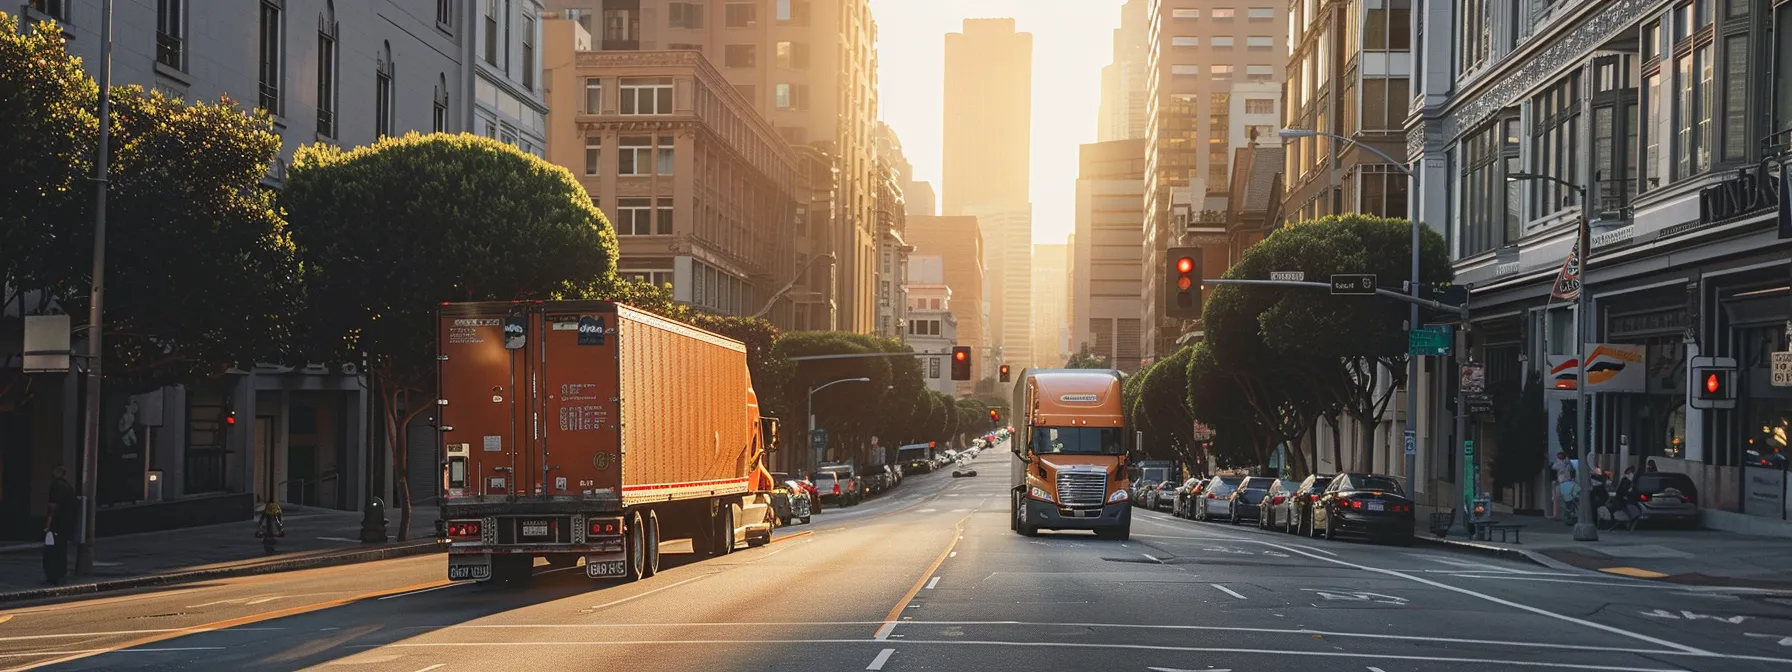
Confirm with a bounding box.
[282,132,617,538]
[1065,343,1109,370]
[1,13,96,305]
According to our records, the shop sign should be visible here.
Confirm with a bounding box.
[1546,344,1647,392]
[1699,159,1782,225]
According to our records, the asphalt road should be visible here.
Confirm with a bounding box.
[7,448,1792,672]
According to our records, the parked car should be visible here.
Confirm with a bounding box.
[1257,479,1301,531]
[1194,476,1243,521]
[1312,473,1415,543]
[1148,481,1179,511]
[1225,476,1276,525]
[771,479,813,526]
[1131,480,1161,508]
[1283,474,1335,536]
[1171,478,1205,518]
[1635,471,1700,527]
[810,469,862,506]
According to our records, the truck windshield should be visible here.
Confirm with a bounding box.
[1030,427,1123,455]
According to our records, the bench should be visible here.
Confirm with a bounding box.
[1482,522,1525,544]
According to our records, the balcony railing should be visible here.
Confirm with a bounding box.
[156,32,182,68]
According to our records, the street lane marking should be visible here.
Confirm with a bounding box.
[1211,584,1246,600]
[587,574,711,612]
[378,583,467,600]
[1133,514,1714,656]
[0,647,225,659]
[925,577,941,590]
[1368,667,1388,672]
[1150,668,1230,672]
[875,516,968,640]
[411,665,446,672]
[1602,567,1670,579]
[866,648,895,670]
[771,530,814,543]
[12,578,456,670]
[355,639,1700,670]
[1141,554,1164,564]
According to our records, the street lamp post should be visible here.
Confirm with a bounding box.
[1508,171,1597,542]
[808,377,870,468]
[76,0,116,575]
[1278,129,1421,494]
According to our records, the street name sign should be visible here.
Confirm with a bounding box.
[1772,351,1792,387]
[1330,274,1376,295]
[1270,271,1306,282]
[1409,325,1453,356]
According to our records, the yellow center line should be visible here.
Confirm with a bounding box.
[1599,567,1669,579]
[874,515,968,640]
[16,579,454,670]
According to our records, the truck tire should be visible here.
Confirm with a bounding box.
[624,511,647,582]
[492,554,533,583]
[643,510,661,578]
[714,505,735,556]
[1010,492,1021,532]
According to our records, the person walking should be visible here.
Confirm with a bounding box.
[42,465,76,585]
[1550,451,1574,519]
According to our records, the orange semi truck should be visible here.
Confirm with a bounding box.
[1009,368,1132,540]
[436,301,779,583]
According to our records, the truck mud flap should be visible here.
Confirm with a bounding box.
[448,553,492,581]
[585,552,627,579]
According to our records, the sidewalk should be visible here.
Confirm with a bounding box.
[0,505,444,603]
[1416,511,1792,589]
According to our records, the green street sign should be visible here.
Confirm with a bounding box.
[1408,325,1453,356]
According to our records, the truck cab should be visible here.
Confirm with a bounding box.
[1009,369,1132,540]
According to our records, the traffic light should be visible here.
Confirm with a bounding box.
[1165,247,1202,318]
[1689,359,1738,409]
[1696,368,1733,400]
[999,364,1011,383]
[989,409,1000,423]
[224,410,237,426]
[950,346,971,380]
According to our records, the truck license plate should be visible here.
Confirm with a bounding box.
[448,556,491,581]
[522,521,550,537]
[586,560,627,578]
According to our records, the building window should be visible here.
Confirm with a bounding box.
[1640,21,1663,194]
[669,2,704,28]
[1590,54,1637,214]
[619,136,652,175]
[316,9,338,138]
[1668,1,1728,179]
[1359,166,1409,220]
[725,2,756,28]
[1172,36,1199,47]
[1359,77,1410,131]
[1173,8,1200,19]
[656,197,674,234]
[483,0,499,65]
[1365,0,1413,51]
[1246,64,1274,81]
[375,45,394,138]
[258,0,282,114]
[1247,124,1274,142]
[616,198,653,235]
[1171,64,1199,76]
[1244,97,1275,114]
[156,0,184,69]
[656,136,675,175]
[1530,71,1582,218]
[724,44,757,68]
[433,76,449,132]
[1248,7,1274,20]
[622,269,674,288]
[776,41,811,68]
[28,0,66,20]
[1212,36,1235,48]
[1459,0,1491,71]
[437,0,453,27]
[1211,64,1234,80]
[1459,120,1518,255]
[775,83,810,110]
[620,77,673,114]
[1247,36,1273,49]
[603,7,639,43]
[1719,34,1746,162]
[584,136,601,175]
[1208,151,1229,186]
[1212,8,1235,20]
[1776,4,1792,141]
[778,0,811,25]
[521,15,535,89]
[585,78,602,113]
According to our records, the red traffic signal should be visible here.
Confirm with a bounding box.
[1177,257,1193,273]
[999,364,1011,383]
[1165,247,1202,318]
[225,410,237,426]
[989,409,999,422]
[1705,373,1720,394]
[950,346,972,381]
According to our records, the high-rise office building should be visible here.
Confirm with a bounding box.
[545,0,882,332]
[943,18,1033,371]
[1098,0,1150,142]
[1072,139,1147,372]
[906,215,988,390]
[1031,242,1069,368]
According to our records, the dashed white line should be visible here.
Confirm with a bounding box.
[867,647,896,670]
[925,576,941,590]
[1367,667,1388,672]
[412,665,447,672]
[1141,554,1163,564]
[1211,584,1247,600]
[587,574,710,611]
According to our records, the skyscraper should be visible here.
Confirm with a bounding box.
[1032,242,1069,368]
[1098,0,1149,142]
[943,18,1033,372]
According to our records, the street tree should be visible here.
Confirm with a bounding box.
[1186,343,1296,475]
[774,331,896,463]
[1064,344,1110,370]
[1202,253,1327,471]
[1132,347,1198,468]
[282,132,616,539]
[1,13,96,318]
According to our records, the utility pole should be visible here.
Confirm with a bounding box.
[76,0,115,576]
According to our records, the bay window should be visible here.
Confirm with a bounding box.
[1460,119,1519,256]
[1530,72,1581,218]
[1590,54,1637,215]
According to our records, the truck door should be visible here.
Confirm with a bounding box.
[438,305,532,498]
[535,306,624,497]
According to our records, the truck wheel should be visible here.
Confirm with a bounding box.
[492,554,533,583]
[643,510,661,578]
[1010,493,1021,532]
[624,511,647,582]
[714,505,735,556]
[691,505,716,557]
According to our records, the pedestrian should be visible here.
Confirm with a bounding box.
[1550,451,1574,519]
[42,465,76,585]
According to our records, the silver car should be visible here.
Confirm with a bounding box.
[1195,476,1243,521]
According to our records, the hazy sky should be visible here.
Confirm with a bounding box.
[871,0,1123,247]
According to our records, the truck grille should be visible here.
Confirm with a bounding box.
[1056,471,1107,508]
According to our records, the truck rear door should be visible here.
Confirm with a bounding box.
[438,304,533,498]
[536,304,624,497]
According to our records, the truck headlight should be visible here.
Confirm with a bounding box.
[1029,486,1052,502]
[1109,489,1129,503]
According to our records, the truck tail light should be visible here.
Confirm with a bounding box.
[446,520,482,539]
[588,518,622,537]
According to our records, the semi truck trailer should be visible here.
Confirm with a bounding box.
[436,301,779,583]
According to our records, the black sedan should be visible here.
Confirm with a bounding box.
[1312,473,1415,543]
[1225,476,1277,525]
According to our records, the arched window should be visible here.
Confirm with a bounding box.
[315,1,339,137]
[433,74,450,132]
[376,41,395,138]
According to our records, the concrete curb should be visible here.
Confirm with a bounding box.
[1412,534,1578,571]
[0,540,445,604]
